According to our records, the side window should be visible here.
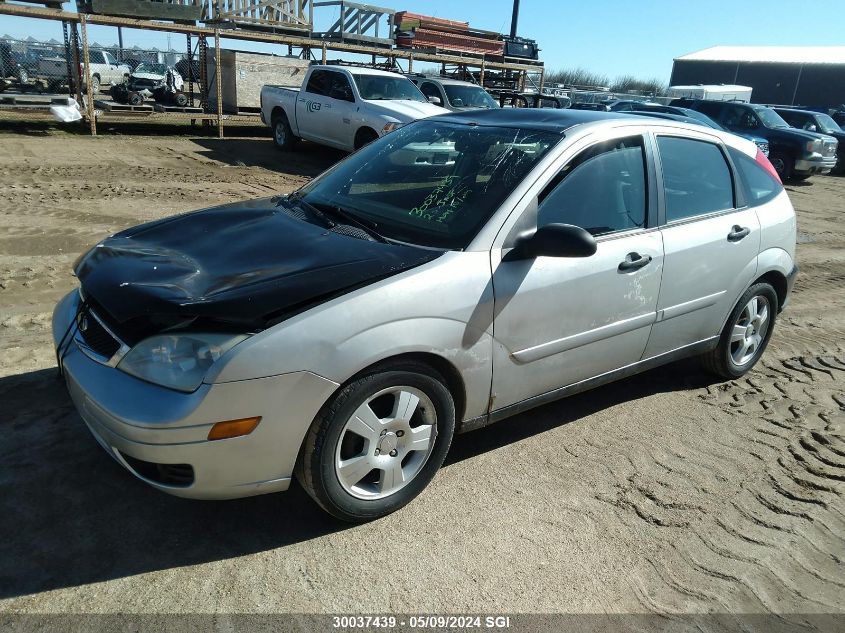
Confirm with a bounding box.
[326,71,354,102]
[419,82,440,101]
[728,147,783,206]
[305,70,329,96]
[537,136,647,236]
[657,136,735,222]
[102,51,115,65]
[696,101,723,120]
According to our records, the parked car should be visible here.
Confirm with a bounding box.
[498,91,570,109]
[608,99,661,111]
[773,107,844,173]
[630,104,770,155]
[39,49,130,94]
[55,110,797,521]
[408,75,499,111]
[675,98,837,180]
[0,41,28,90]
[260,65,448,152]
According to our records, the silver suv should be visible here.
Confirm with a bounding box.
[54,110,797,521]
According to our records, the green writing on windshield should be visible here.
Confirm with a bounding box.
[409,176,472,224]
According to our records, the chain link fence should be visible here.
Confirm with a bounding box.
[0,32,202,99]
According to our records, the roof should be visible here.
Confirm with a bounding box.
[324,66,404,78]
[433,108,632,132]
[676,46,845,65]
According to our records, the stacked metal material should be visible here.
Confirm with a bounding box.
[394,11,505,56]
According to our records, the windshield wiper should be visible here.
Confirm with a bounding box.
[295,197,390,244]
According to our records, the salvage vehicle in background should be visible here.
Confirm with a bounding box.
[55,110,797,522]
[260,65,447,152]
[630,104,770,155]
[408,75,499,111]
[677,98,837,180]
[773,107,844,173]
[111,62,188,107]
[39,49,129,94]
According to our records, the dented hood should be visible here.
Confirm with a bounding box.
[75,197,442,331]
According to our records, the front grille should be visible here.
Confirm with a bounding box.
[77,309,121,359]
[119,452,195,487]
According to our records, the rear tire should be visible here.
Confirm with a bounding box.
[272,112,297,151]
[296,361,456,522]
[701,282,778,379]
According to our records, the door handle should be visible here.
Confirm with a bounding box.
[618,252,652,272]
[728,225,750,242]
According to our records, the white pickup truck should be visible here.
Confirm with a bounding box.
[39,50,130,94]
[260,65,448,152]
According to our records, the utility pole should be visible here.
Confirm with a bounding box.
[510,0,520,38]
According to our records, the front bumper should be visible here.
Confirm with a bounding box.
[53,290,339,500]
[794,154,837,175]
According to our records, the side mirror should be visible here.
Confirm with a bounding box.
[504,223,597,261]
[427,95,441,105]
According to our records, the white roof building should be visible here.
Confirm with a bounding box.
[675,46,845,65]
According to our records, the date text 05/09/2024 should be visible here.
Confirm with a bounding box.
[332,615,512,629]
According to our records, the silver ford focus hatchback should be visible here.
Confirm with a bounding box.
[54,110,798,521]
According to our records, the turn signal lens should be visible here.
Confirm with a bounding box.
[207,416,261,441]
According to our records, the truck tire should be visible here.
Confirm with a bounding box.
[354,127,379,150]
[272,112,297,151]
[174,92,189,107]
[768,151,793,181]
[127,91,144,106]
[90,74,101,94]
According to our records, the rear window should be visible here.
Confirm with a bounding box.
[657,136,734,221]
[728,147,783,206]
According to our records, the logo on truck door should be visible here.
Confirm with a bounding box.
[306,100,324,113]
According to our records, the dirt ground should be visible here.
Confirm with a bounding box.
[0,124,843,620]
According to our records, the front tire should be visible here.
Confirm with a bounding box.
[296,361,456,522]
[768,151,793,181]
[354,127,379,150]
[702,282,778,379]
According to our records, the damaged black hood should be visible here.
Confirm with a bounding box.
[75,197,442,337]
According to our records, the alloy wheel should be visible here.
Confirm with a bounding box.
[334,386,437,500]
[730,295,770,366]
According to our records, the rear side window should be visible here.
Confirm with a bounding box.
[305,70,329,96]
[728,147,783,206]
[657,136,734,222]
[537,136,647,236]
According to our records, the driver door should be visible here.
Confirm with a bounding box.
[490,133,664,411]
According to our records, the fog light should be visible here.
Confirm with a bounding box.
[207,416,261,441]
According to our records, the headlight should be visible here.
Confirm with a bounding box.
[381,122,404,134]
[117,332,248,392]
[806,139,821,153]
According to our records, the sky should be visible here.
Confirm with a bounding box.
[1,0,844,82]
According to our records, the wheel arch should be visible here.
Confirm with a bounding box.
[753,269,788,312]
[354,126,379,149]
[270,105,287,124]
[330,351,467,425]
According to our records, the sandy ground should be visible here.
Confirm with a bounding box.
[0,125,843,619]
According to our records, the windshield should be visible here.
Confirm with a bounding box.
[352,74,426,102]
[753,106,790,129]
[443,84,498,109]
[296,121,561,249]
[135,63,167,75]
[815,113,842,134]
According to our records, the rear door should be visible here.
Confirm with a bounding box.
[490,131,664,410]
[643,131,760,358]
